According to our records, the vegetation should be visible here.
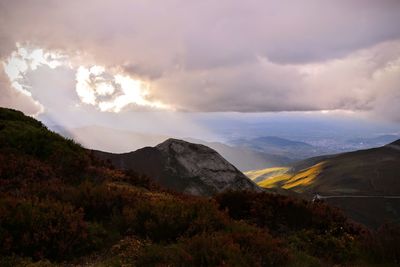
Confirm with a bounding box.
[0,107,399,266]
[257,163,324,191]
[253,144,400,228]
[245,167,289,184]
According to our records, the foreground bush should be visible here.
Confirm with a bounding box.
[215,190,362,263]
[361,223,400,264]
[124,197,229,242]
[0,197,88,260]
[135,225,290,267]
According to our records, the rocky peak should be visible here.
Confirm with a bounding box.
[156,138,236,172]
[155,138,260,195]
[94,138,260,196]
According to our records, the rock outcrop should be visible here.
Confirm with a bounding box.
[94,138,260,195]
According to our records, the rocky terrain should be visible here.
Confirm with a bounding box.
[94,138,260,196]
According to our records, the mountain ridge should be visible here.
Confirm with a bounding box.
[1,107,398,265]
[94,138,260,196]
[254,139,400,227]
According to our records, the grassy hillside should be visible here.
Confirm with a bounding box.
[0,108,399,266]
[258,163,324,192]
[258,145,400,195]
[245,167,289,183]
[256,144,400,227]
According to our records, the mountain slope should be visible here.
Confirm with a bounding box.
[245,167,289,183]
[94,138,260,196]
[258,141,400,227]
[1,107,398,265]
[55,126,293,172]
[262,142,400,195]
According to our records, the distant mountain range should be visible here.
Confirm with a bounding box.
[231,134,400,160]
[229,136,331,159]
[346,134,400,148]
[250,140,400,228]
[183,138,292,171]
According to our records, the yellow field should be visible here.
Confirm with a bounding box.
[258,162,325,192]
[245,167,289,183]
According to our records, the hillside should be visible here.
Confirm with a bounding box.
[256,142,400,227]
[94,138,260,196]
[1,107,399,266]
[245,167,289,183]
[54,126,293,171]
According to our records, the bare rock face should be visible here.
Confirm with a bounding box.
[156,139,260,195]
[94,138,260,196]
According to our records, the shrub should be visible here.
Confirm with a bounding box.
[125,197,228,243]
[136,229,290,267]
[288,229,358,263]
[215,191,351,234]
[215,191,361,263]
[360,223,400,264]
[0,197,88,260]
[65,181,125,222]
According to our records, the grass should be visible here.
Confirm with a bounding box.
[245,167,289,183]
[258,162,324,192]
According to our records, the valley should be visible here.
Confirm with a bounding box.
[1,107,399,266]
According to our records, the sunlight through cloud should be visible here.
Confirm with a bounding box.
[3,43,66,96]
[75,65,170,112]
[2,44,170,114]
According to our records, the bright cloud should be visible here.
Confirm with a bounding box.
[75,65,170,112]
[3,44,65,96]
[2,45,170,114]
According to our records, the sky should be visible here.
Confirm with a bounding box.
[1,0,400,148]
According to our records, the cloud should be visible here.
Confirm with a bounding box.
[0,65,43,115]
[74,65,170,112]
[153,41,400,116]
[1,0,400,121]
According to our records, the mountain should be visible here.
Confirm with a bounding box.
[1,107,398,266]
[183,138,293,171]
[53,126,293,171]
[257,140,400,227]
[94,138,260,196]
[230,136,327,159]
